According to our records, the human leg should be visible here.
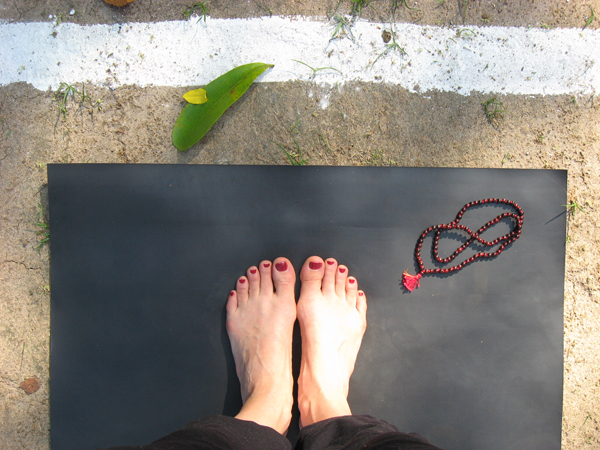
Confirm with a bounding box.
[104,415,291,450]
[296,256,367,427]
[295,256,443,450]
[296,415,442,450]
[226,257,297,434]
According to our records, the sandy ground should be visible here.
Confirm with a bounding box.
[1,0,599,448]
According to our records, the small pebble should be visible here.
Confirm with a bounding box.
[70,9,75,15]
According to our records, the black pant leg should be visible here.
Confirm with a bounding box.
[294,415,443,450]
[100,415,292,450]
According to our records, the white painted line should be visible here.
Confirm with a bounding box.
[1,16,598,96]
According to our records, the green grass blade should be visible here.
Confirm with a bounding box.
[172,62,273,151]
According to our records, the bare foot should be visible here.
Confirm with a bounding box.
[226,258,296,434]
[297,256,367,427]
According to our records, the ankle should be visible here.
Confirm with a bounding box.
[298,391,351,426]
[298,373,351,426]
[236,390,293,434]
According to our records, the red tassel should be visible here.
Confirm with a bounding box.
[402,272,422,292]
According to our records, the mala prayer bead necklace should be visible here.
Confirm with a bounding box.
[403,198,524,292]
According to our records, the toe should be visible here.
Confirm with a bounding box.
[345,276,358,307]
[356,290,367,316]
[237,276,249,305]
[247,266,260,298]
[300,256,325,295]
[300,256,325,281]
[272,257,296,294]
[335,265,348,297]
[322,258,338,295]
[259,261,273,295]
[226,290,238,315]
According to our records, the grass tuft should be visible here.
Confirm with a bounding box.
[583,7,595,30]
[330,13,355,42]
[293,60,342,79]
[275,140,310,166]
[482,97,504,127]
[371,28,407,67]
[53,82,102,130]
[183,2,208,23]
[564,201,588,218]
[33,203,50,248]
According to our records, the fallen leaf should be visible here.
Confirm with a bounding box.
[19,377,40,395]
[183,88,208,105]
[104,0,135,6]
[172,62,273,151]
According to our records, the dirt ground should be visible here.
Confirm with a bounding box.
[1,0,599,449]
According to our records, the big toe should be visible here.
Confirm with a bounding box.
[300,256,325,295]
[272,257,296,296]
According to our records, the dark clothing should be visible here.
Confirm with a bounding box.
[296,415,442,450]
[104,415,442,450]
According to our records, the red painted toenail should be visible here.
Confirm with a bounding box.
[250,268,257,274]
[263,262,271,268]
[339,267,346,273]
[349,278,355,284]
[239,278,246,284]
[309,262,323,270]
[275,261,288,272]
[230,291,235,296]
[359,291,364,296]
[327,260,335,265]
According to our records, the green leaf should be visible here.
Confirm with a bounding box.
[183,88,208,104]
[172,62,273,151]
[583,6,594,30]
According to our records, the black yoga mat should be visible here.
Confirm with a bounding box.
[48,164,566,450]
